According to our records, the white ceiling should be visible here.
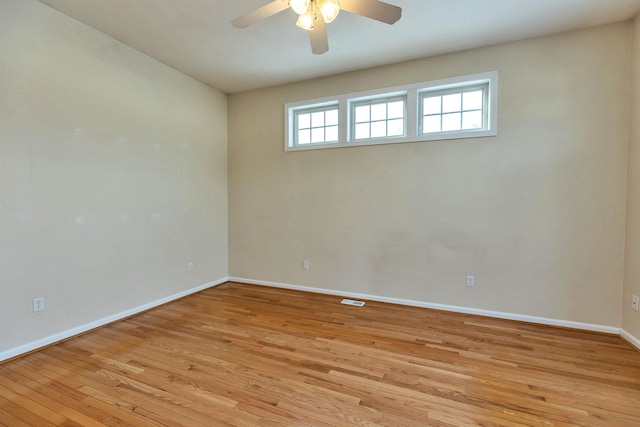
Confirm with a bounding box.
[38,0,640,93]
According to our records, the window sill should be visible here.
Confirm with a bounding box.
[284,128,497,152]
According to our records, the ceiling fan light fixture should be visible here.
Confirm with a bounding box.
[319,0,340,23]
[296,8,315,30]
[290,0,310,15]
[232,0,402,54]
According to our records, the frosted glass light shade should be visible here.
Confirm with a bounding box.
[290,0,310,15]
[319,0,340,23]
[296,9,315,30]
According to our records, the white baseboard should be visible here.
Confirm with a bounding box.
[620,329,640,351]
[5,276,631,363]
[0,277,228,363]
[229,276,621,335]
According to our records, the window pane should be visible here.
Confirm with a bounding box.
[423,96,441,115]
[298,129,311,144]
[442,112,461,131]
[388,101,404,119]
[311,127,325,143]
[371,121,386,138]
[462,111,483,130]
[355,123,370,139]
[325,109,338,126]
[294,105,340,145]
[388,119,404,136]
[442,93,461,113]
[325,125,338,141]
[298,113,310,129]
[371,103,387,122]
[422,115,441,133]
[463,91,483,111]
[355,105,370,123]
[311,111,324,127]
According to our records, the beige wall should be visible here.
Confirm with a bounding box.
[1,1,636,357]
[0,0,228,354]
[229,23,632,327]
[623,15,640,339]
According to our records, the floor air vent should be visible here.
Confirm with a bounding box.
[341,299,365,307]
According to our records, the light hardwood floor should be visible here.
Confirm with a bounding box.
[1,282,639,426]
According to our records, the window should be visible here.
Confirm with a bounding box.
[285,71,497,151]
[293,104,339,145]
[352,96,406,140]
[420,85,487,134]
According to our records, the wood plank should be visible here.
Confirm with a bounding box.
[1,282,639,426]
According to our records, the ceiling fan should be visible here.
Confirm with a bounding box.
[232,0,402,55]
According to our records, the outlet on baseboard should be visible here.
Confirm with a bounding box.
[33,297,44,313]
[633,295,639,312]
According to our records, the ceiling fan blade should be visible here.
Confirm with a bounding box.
[339,0,402,25]
[309,17,329,54]
[232,0,290,28]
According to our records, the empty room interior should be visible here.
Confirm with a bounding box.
[2,0,640,425]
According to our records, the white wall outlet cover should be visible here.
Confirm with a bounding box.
[33,297,45,312]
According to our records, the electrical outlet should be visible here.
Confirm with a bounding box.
[33,297,44,313]
[187,262,194,272]
[466,276,475,287]
[303,260,309,270]
[633,295,639,312]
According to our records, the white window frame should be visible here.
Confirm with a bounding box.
[291,102,340,146]
[418,83,489,135]
[350,94,407,141]
[284,71,497,152]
